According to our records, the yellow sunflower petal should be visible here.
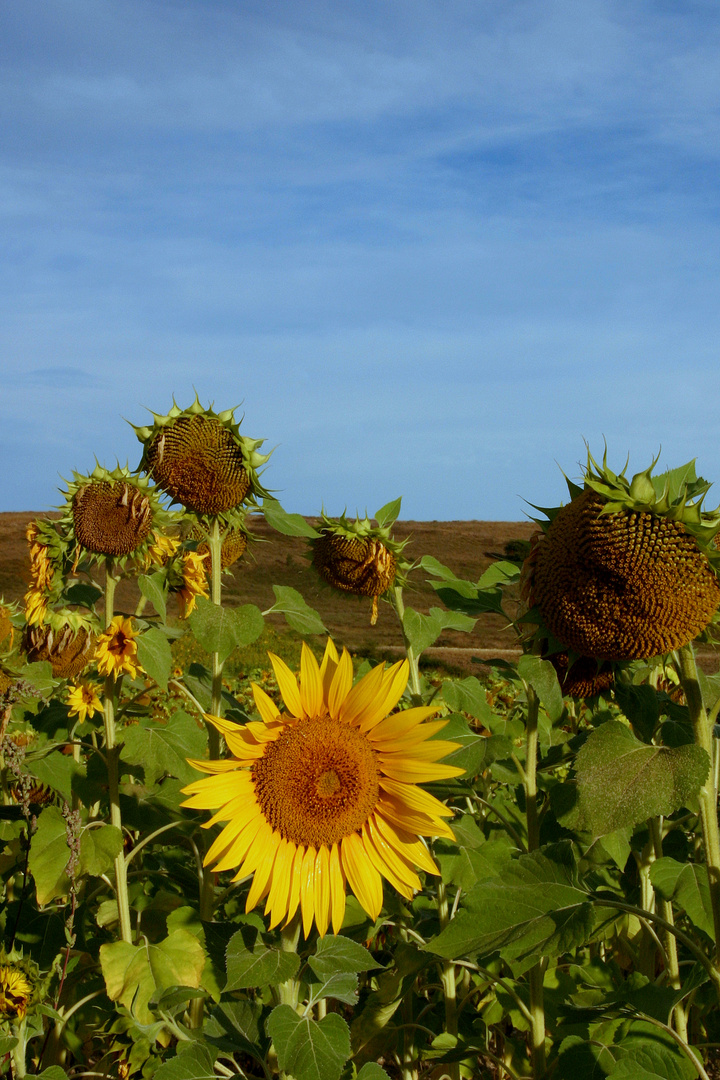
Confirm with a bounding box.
[379,739,461,763]
[182,771,254,808]
[243,720,282,743]
[373,720,450,752]
[370,705,441,742]
[380,759,465,783]
[209,811,264,871]
[314,845,331,938]
[246,828,281,911]
[329,843,346,934]
[319,639,339,704]
[300,846,317,939]
[232,818,274,881]
[269,652,303,717]
[328,649,353,718]
[286,844,305,925]
[378,778,455,819]
[202,784,258,827]
[338,662,387,727]
[300,642,323,718]
[267,838,296,929]
[362,821,419,899]
[372,812,440,876]
[252,682,282,725]
[376,794,456,840]
[184,758,244,776]
[357,660,409,732]
[341,832,383,920]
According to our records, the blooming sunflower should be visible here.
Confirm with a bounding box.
[0,964,33,1021]
[183,641,463,938]
[175,551,210,617]
[67,681,103,723]
[95,617,141,680]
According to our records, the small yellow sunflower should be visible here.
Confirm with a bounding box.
[23,588,48,628]
[144,532,181,569]
[183,641,462,938]
[67,682,103,723]
[176,551,210,617]
[0,964,33,1021]
[95,617,141,680]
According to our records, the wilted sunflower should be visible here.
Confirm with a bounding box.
[175,551,210,617]
[61,465,170,564]
[144,531,181,568]
[23,520,64,627]
[23,621,96,679]
[312,513,408,625]
[134,397,270,517]
[95,617,141,680]
[183,641,462,937]
[522,452,720,661]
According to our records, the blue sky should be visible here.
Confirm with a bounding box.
[2,0,720,520]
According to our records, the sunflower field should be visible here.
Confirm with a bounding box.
[2,399,720,1080]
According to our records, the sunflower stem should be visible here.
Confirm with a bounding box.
[190,519,224,1030]
[523,682,546,1078]
[676,642,720,977]
[277,914,302,1011]
[102,560,132,946]
[390,587,423,705]
[648,816,688,1041]
[437,878,460,1080]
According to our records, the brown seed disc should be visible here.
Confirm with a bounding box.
[73,482,153,556]
[532,489,720,660]
[23,624,96,679]
[0,608,12,646]
[252,715,379,847]
[193,527,248,570]
[313,534,396,598]
[145,416,250,514]
[548,652,614,698]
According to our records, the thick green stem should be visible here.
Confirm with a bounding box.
[437,879,460,1080]
[102,561,132,945]
[390,587,423,705]
[277,915,301,1010]
[191,519,224,1029]
[523,683,546,1077]
[648,817,688,1041]
[676,643,720,972]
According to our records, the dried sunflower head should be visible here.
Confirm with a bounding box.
[311,511,409,625]
[522,451,720,662]
[23,617,96,680]
[60,465,171,566]
[134,397,271,518]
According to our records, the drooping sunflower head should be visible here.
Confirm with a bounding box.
[134,396,271,518]
[23,518,68,627]
[22,612,96,680]
[522,450,720,662]
[547,652,615,699]
[60,464,171,565]
[311,513,409,625]
[183,640,463,938]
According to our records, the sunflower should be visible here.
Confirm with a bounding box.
[95,617,141,680]
[23,520,62,626]
[134,397,270,518]
[183,641,462,938]
[522,452,720,662]
[23,622,96,679]
[175,551,210,617]
[311,513,409,625]
[144,531,181,569]
[67,682,103,724]
[192,524,248,571]
[0,964,33,1021]
[23,588,47,628]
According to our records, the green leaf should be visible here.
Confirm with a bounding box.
[650,858,714,937]
[204,999,264,1057]
[189,598,264,663]
[437,834,515,891]
[309,972,359,1006]
[36,1069,71,1080]
[153,1042,218,1079]
[267,1005,351,1080]
[441,677,495,725]
[402,607,475,656]
[427,847,593,970]
[576,720,709,837]
[121,710,207,786]
[63,582,102,607]
[136,627,173,690]
[434,713,486,779]
[79,824,123,877]
[138,572,167,622]
[100,930,206,1025]
[267,585,327,636]
[263,498,320,538]
[373,497,402,528]
[357,1065,392,1080]
[517,654,563,723]
[608,1022,698,1080]
[29,751,83,803]
[19,661,55,695]
[613,683,659,743]
[29,806,73,905]
[309,935,379,981]
[225,928,301,991]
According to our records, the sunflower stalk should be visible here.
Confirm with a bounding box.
[102,560,132,945]
[648,817,688,1041]
[389,587,423,705]
[437,878,460,1080]
[676,642,720,978]
[522,682,546,1078]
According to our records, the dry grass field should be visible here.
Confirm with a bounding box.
[3,510,719,673]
